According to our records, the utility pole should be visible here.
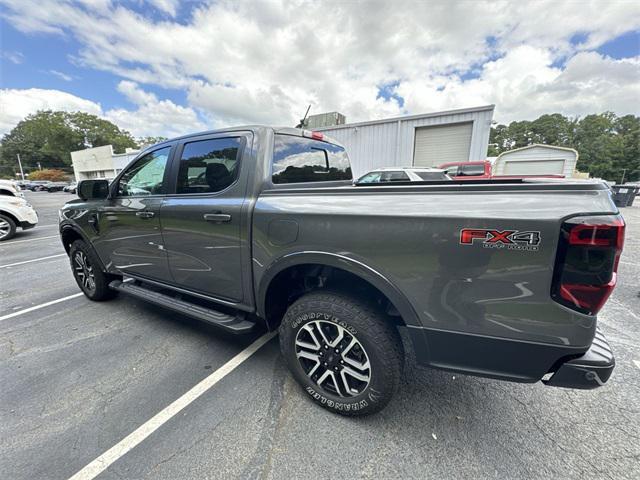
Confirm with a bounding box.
[620,168,626,184]
[16,154,25,180]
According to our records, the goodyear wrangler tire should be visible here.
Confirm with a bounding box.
[279,290,403,416]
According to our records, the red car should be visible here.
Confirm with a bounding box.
[439,160,565,181]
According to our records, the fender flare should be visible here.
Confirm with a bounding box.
[257,251,422,327]
[60,223,108,272]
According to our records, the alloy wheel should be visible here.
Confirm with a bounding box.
[295,320,371,397]
[74,251,96,293]
[0,219,10,239]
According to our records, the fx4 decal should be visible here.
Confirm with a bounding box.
[460,229,541,251]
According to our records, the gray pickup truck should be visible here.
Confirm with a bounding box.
[59,126,625,416]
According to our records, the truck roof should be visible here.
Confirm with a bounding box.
[140,126,344,155]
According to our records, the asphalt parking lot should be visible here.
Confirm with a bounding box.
[1,191,639,480]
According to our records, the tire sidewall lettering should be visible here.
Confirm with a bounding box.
[305,386,370,410]
[291,311,358,336]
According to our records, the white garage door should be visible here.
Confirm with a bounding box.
[413,122,473,166]
[503,159,565,175]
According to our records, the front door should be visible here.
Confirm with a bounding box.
[93,145,173,281]
[160,134,250,302]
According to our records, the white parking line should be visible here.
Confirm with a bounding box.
[0,293,84,322]
[68,331,277,480]
[0,253,66,269]
[634,360,640,371]
[0,234,59,245]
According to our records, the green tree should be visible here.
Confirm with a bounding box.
[137,136,168,148]
[0,110,138,175]
[488,112,639,181]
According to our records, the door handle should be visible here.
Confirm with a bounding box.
[204,213,232,223]
[136,211,155,219]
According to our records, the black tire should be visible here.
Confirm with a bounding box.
[69,240,117,301]
[279,290,403,416]
[0,214,17,241]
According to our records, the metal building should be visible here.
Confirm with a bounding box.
[70,145,140,181]
[316,105,494,177]
[493,144,578,178]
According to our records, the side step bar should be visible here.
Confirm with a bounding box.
[109,279,255,334]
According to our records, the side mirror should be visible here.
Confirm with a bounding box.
[77,179,109,201]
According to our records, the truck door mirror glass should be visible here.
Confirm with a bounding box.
[77,179,109,201]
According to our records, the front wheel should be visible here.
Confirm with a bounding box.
[279,291,403,416]
[69,240,117,301]
[0,214,17,241]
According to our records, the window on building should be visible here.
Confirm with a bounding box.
[117,147,170,196]
[176,137,242,194]
[272,134,351,184]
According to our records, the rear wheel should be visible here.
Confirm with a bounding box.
[279,291,403,416]
[0,214,17,241]
[69,240,117,301]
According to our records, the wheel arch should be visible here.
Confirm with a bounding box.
[60,224,108,272]
[257,251,421,330]
[0,209,19,226]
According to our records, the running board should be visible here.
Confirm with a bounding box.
[109,279,255,334]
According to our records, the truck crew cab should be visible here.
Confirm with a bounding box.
[59,126,624,416]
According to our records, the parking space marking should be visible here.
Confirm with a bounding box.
[634,360,640,371]
[0,235,59,245]
[68,331,277,480]
[0,293,84,322]
[0,253,66,269]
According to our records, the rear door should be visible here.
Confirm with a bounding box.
[160,133,252,302]
[93,145,173,280]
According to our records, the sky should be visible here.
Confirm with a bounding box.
[0,0,639,138]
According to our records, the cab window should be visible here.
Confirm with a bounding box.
[117,147,171,197]
[176,137,242,194]
[272,134,352,184]
[460,164,485,176]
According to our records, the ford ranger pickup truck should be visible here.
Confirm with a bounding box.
[59,126,625,416]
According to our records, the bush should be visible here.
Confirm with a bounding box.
[28,169,70,181]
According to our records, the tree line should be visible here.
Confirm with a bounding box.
[1,109,638,182]
[0,111,166,177]
[489,112,639,182]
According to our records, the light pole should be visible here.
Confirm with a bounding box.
[16,154,25,180]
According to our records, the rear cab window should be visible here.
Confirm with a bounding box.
[460,164,486,176]
[272,134,352,185]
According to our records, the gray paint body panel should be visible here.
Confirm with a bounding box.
[252,183,617,349]
[60,125,619,384]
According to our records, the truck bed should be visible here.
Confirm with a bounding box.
[252,179,616,381]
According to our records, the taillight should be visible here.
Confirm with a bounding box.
[551,215,625,315]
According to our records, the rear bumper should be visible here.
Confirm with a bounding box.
[404,325,614,388]
[542,327,614,389]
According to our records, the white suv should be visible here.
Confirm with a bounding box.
[0,179,25,198]
[0,195,39,241]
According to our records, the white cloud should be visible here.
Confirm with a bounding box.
[105,81,206,137]
[0,0,638,134]
[2,50,24,64]
[49,69,74,81]
[0,83,205,138]
[0,88,102,133]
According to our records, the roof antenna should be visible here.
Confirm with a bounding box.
[296,104,311,129]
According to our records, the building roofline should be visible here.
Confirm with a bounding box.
[314,105,495,131]
[497,143,579,158]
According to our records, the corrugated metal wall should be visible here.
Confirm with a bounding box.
[317,106,494,177]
